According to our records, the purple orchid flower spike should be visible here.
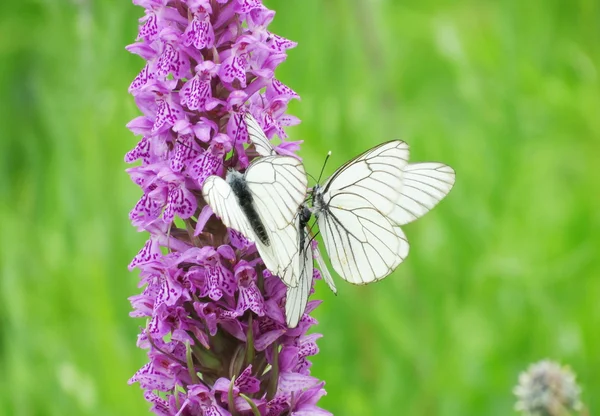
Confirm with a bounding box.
[125,1,330,414]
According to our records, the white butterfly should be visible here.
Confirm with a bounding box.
[202,113,307,287]
[204,113,455,328]
[311,140,455,284]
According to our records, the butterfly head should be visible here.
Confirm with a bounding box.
[225,168,244,184]
[299,204,312,227]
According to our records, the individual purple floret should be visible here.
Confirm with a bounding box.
[125,1,330,414]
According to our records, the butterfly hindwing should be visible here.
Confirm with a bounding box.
[389,162,456,225]
[202,176,256,242]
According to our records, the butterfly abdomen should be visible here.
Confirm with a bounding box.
[227,171,270,246]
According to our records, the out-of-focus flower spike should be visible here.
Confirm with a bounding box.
[514,359,584,416]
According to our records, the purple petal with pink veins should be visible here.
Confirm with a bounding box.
[235,365,260,394]
[277,114,301,127]
[190,151,222,186]
[180,75,212,111]
[194,205,213,236]
[220,319,246,341]
[219,53,247,87]
[138,11,159,41]
[237,283,265,316]
[295,357,312,375]
[218,264,236,296]
[152,96,184,133]
[163,184,197,222]
[144,392,171,416]
[196,303,219,336]
[205,406,229,416]
[234,140,250,169]
[254,328,285,351]
[234,396,265,412]
[271,121,287,139]
[156,43,190,79]
[258,52,287,78]
[126,115,153,134]
[192,119,216,142]
[130,192,162,226]
[278,372,320,395]
[129,360,175,391]
[265,396,288,416]
[129,238,161,270]
[126,42,157,60]
[170,134,198,172]
[169,147,185,172]
[161,5,190,25]
[202,265,224,301]
[268,78,300,101]
[129,293,154,317]
[125,136,152,164]
[183,13,215,50]
[227,111,249,145]
[298,334,321,359]
[275,140,302,158]
[134,92,159,119]
[235,0,261,13]
[129,63,156,94]
[266,33,297,51]
[226,89,249,108]
[228,229,252,250]
[157,275,183,307]
[217,244,236,262]
[149,304,170,337]
[248,6,275,27]
[279,346,300,373]
[212,377,233,396]
[171,328,194,345]
[260,113,277,137]
[291,382,331,415]
[189,325,211,349]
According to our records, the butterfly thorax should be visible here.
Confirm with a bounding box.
[226,170,270,246]
[311,184,326,215]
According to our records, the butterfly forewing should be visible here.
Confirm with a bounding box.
[322,141,410,216]
[245,156,308,230]
[252,202,300,287]
[245,112,276,157]
[202,176,256,242]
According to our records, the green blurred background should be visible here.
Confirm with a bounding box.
[1,0,599,414]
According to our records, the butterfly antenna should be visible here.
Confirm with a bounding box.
[317,151,332,184]
[226,112,245,168]
[232,112,244,151]
[167,223,172,253]
[307,229,320,245]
